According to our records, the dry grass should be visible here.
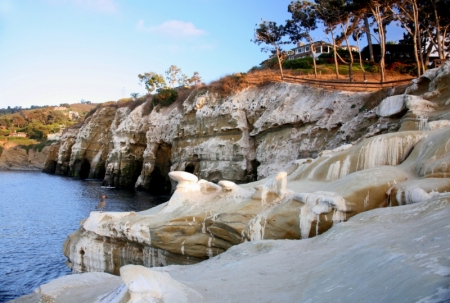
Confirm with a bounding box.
[207,73,252,97]
[176,87,197,104]
[246,68,412,84]
[70,103,97,112]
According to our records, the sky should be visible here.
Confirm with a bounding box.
[0,0,405,109]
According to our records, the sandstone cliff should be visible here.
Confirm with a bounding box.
[59,61,450,276]
[0,141,50,171]
[45,81,399,192]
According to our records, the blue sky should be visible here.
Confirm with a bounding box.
[0,0,404,108]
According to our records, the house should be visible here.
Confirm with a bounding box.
[360,44,415,63]
[9,131,28,138]
[287,40,358,60]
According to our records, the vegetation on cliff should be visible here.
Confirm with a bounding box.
[254,0,449,81]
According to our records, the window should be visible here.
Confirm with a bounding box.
[305,46,310,52]
[316,46,322,53]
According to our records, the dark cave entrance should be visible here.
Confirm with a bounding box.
[43,160,57,174]
[148,167,171,195]
[185,163,195,174]
[146,143,172,195]
[95,164,106,180]
[79,159,91,180]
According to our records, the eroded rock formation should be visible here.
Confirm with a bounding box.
[17,61,449,303]
[0,141,51,171]
[47,76,399,187]
[36,193,450,303]
[63,121,450,273]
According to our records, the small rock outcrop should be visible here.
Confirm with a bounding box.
[0,141,50,171]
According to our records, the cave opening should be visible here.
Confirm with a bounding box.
[185,163,195,174]
[148,167,171,195]
[43,160,57,174]
[146,144,172,195]
[95,163,106,180]
[79,159,91,180]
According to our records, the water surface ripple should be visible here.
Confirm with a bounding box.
[0,171,167,302]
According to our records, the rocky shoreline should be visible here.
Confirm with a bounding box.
[9,61,450,302]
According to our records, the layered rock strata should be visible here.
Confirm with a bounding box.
[46,79,400,189]
[32,194,450,303]
[13,61,448,303]
[60,62,450,273]
[63,125,450,273]
[0,141,50,171]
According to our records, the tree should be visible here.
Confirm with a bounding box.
[138,72,166,93]
[165,65,182,88]
[352,0,395,82]
[177,73,190,87]
[189,71,202,86]
[389,0,423,76]
[252,20,287,80]
[12,114,26,128]
[314,0,349,79]
[130,92,140,100]
[353,27,368,81]
[286,1,320,78]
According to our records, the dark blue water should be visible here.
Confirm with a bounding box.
[0,171,168,303]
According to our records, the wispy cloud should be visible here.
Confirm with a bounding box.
[136,20,206,38]
[46,0,118,14]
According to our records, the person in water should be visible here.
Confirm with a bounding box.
[96,195,107,212]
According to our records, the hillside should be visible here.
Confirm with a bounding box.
[0,103,97,170]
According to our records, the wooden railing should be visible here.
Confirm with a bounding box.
[243,70,414,92]
[282,75,414,92]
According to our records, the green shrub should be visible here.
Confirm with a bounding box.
[0,129,9,136]
[283,57,313,69]
[387,62,417,76]
[366,63,380,73]
[153,89,178,107]
[32,141,49,152]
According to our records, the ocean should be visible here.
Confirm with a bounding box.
[0,171,167,302]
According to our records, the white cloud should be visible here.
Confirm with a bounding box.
[46,0,118,14]
[136,20,206,38]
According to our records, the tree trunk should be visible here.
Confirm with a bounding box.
[356,33,367,81]
[310,38,318,78]
[364,16,374,62]
[343,26,354,82]
[275,46,284,80]
[329,29,340,79]
[372,6,386,82]
[432,1,444,59]
[413,1,425,73]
